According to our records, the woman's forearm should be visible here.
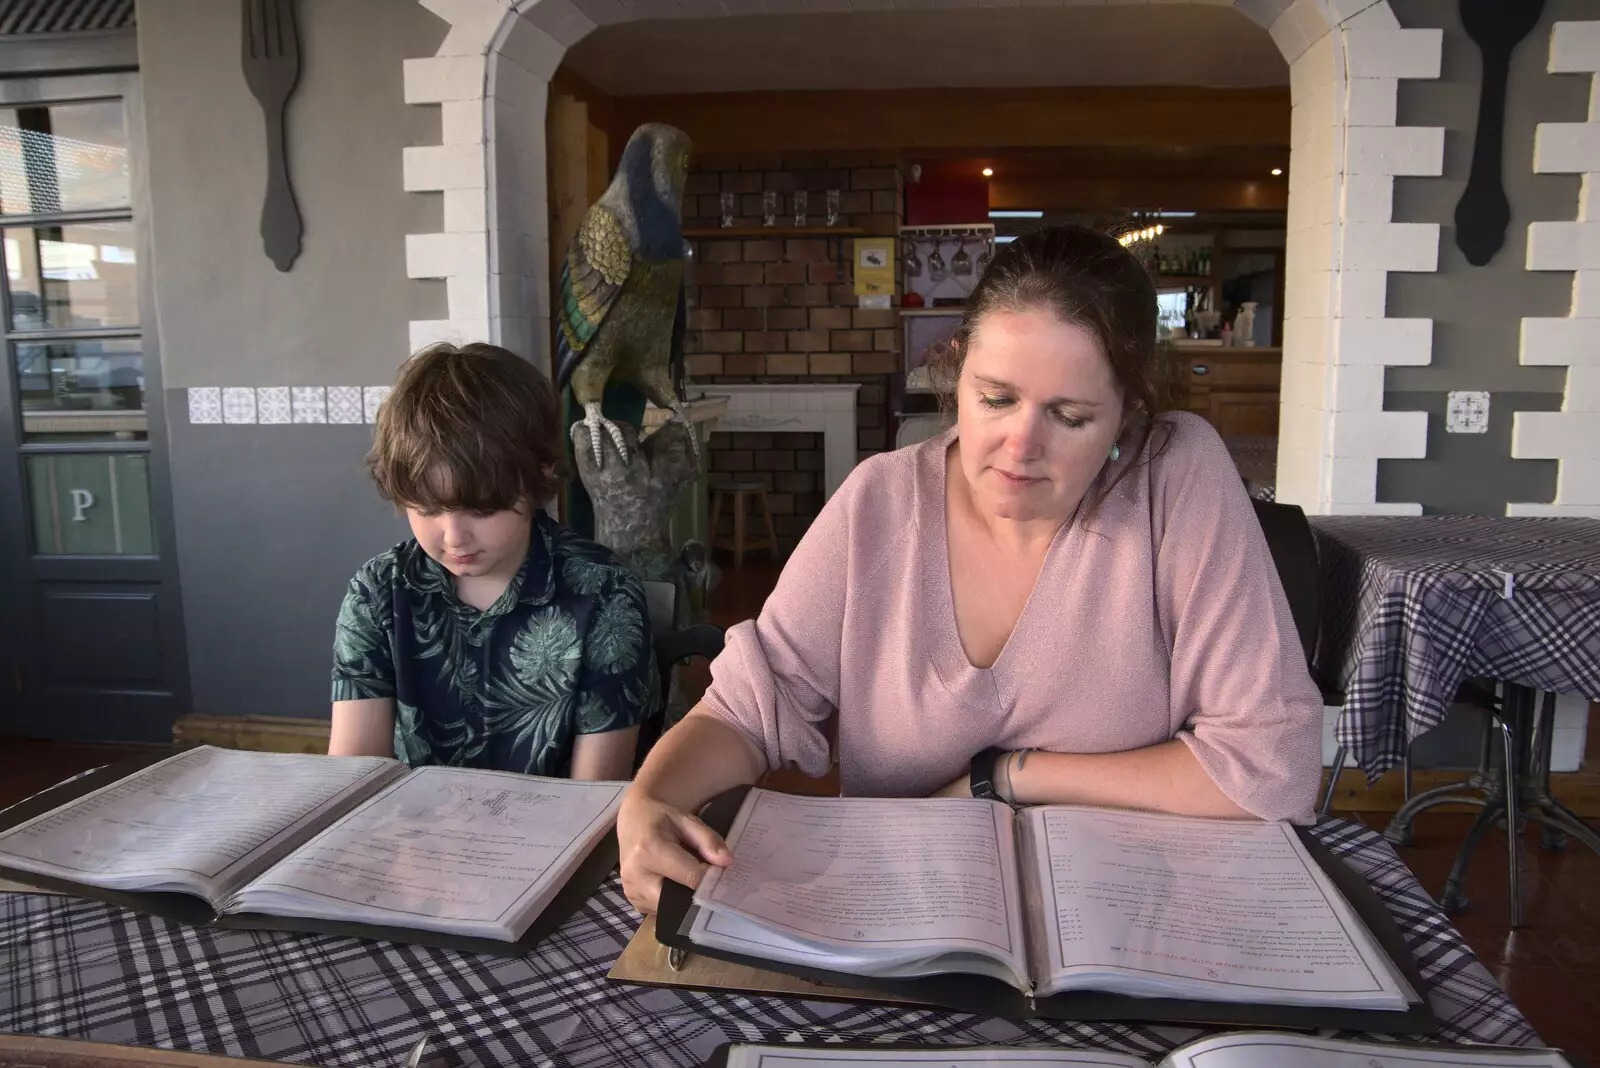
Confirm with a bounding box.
[1005,739,1253,819]
[629,705,767,813]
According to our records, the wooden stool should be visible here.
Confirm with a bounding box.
[708,480,779,568]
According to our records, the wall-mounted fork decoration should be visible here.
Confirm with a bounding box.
[242,0,303,272]
[1454,0,1544,267]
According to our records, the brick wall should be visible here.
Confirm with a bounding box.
[682,153,905,553]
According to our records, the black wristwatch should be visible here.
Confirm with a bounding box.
[968,747,1006,801]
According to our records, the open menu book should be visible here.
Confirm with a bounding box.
[707,1034,1574,1068]
[0,745,623,954]
[655,788,1433,1032]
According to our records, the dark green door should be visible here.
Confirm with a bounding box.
[0,71,188,740]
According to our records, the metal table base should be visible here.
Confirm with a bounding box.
[1382,683,1600,926]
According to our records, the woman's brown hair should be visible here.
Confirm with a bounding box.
[932,223,1171,509]
[368,342,563,513]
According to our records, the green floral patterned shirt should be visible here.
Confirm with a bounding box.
[330,512,656,776]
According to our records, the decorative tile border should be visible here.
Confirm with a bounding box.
[291,386,327,424]
[328,386,364,425]
[363,385,393,424]
[222,387,256,425]
[257,386,291,424]
[184,387,391,426]
[187,386,221,425]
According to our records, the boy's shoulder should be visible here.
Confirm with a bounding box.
[538,513,641,599]
[346,539,433,596]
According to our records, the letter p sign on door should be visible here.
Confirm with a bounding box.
[70,488,95,522]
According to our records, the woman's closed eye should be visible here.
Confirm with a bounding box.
[979,393,1088,429]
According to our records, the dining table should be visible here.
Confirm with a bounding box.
[0,814,1541,1067]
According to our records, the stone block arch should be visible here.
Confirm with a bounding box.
[402,0,1444,515]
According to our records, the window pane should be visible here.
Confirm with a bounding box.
[27,452,154,555]
[0,100,129,216]
[4,220,138,330]
[15,338,145,442]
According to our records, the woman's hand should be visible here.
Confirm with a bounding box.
[617,790,734,915]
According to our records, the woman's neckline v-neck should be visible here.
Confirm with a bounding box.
[928,433,1078,688]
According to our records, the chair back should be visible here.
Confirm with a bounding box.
[1249,498,1319,664]
[641,579,678,643]
[635,578,725,768]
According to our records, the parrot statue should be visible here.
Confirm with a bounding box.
[555,122,698,470]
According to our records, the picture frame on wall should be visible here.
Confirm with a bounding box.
[854,237,895,296]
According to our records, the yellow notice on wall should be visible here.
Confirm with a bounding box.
[853,238,895,296]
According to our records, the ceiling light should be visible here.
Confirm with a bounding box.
[1272,168,1284,176]
[996,235,1017,243]
[1158,211,1196,218]
[989,210,1042,218]
[981,167,994,177]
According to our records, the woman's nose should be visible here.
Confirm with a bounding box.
[1006,411,1046,459]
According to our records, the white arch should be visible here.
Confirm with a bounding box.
[402,0,1444,515]
[1511,20,1600,518]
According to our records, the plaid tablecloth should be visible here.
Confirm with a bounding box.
[1310,516,1600,780]
[0,819,1536,1068]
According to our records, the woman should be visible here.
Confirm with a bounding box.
[617,225,1322,915]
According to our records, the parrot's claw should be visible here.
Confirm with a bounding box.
[603,419,631,466]
[571,410,632,469]
[670,408,703,467]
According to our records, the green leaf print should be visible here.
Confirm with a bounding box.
[333,588,385,666]
[586,591,643,675]
[561,553,614,597]
[575,690,612,734]
[393,700,433,766]
[502,690,574,764]
[510,608,583,687]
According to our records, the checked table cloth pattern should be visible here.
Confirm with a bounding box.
[1,818,1539,1068]
[1309,516,1600,781]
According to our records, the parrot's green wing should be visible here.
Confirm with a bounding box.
[555,205,631,389]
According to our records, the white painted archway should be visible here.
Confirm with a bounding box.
[402,0,1449,516]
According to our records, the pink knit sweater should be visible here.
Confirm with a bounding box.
[702,413,1323,823]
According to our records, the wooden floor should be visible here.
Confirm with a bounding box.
[1,553,1596,1060]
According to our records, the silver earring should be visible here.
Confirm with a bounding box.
[1109,443,1121,462]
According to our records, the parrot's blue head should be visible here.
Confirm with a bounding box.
[606,122,691,261]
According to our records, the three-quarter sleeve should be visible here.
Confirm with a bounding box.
[1151,422,1323,823]
[700,469,871,777]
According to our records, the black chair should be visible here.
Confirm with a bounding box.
[1249,500,1508,864]
[1249,498,1324,670]
[635,578,724,769]
[1248,499,1352,815]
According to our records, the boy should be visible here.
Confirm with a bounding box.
[328,342,654,780]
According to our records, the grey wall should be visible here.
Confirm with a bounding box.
[163,410,411,717]
[138,0,447,385]
[1382,0,1590,515]
[137,0,447,717]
